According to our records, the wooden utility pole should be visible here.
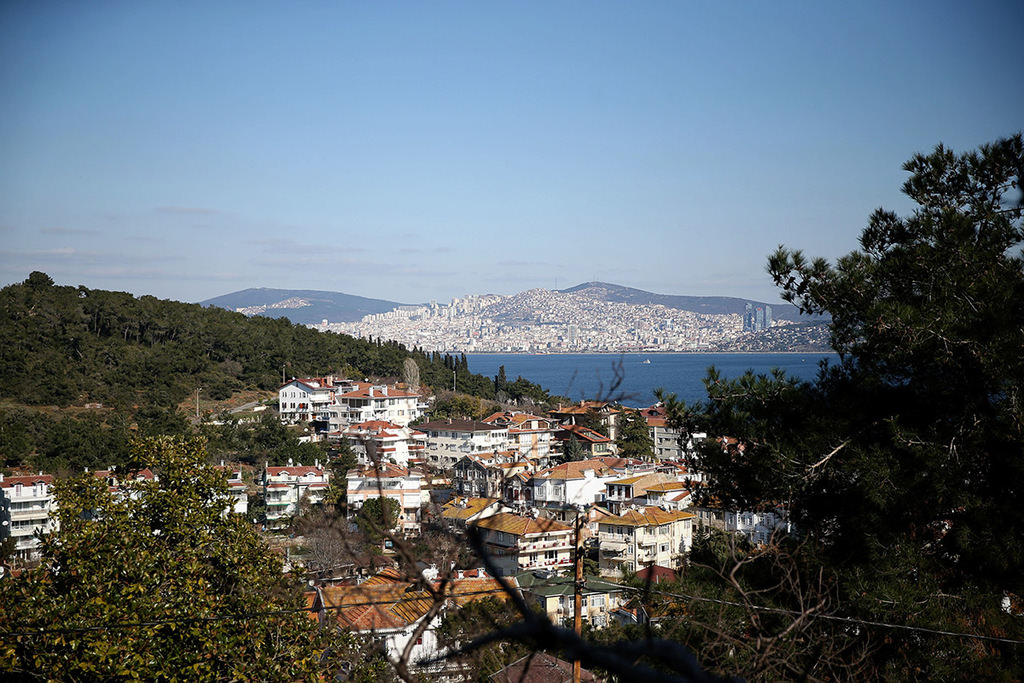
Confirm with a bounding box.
[573,508,583,683]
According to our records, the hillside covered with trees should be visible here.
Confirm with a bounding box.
[0,276,552,472]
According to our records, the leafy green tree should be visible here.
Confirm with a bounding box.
[563,434,586,462]
[681,134,1024,678]
[321,438,358,509]
[355,496,401,546]
[0,435,370,681]
[437,596,529,682]
[616,407,655,459]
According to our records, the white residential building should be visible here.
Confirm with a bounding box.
[278,377,351,425]
[473,512,574,577]
[262,464,329,526]
[417,419,512,469]
[642,482,693,511]
[526,458,625,522]
[337,420,428,467]
[482,411,557,465]
[598,506,696,578]
[330,382,426,429]
[692,504,792,546]
[603,473,681,515]
[215,465,248,516]
[346,463,425,537]
[0,473,57,563]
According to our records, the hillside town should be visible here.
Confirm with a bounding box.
[317,289,787,353]
[2,373,791,677]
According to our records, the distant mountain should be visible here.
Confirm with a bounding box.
[203,282,820,326]
[559,282,815,321]
[201,288,405,324]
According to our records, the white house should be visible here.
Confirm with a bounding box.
[417,419,512,469]
[482,411,557,465]
[603,473,681,514]
[331,382,426,429]
[278,377,350,426]
[526,458,624,522]
[346,463,424,537]
[262,463,329,527]
[472,512,574,577]
[598,506,696,578]
[215,465,248,516]
[692,503,792,546]
[337,420,427,467]
[0,473,57,563]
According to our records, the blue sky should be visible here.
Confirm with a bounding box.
[2,1,1021,306]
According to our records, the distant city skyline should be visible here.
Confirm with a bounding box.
[2,2,1021,306]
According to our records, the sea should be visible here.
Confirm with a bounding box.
[465,353,839,407]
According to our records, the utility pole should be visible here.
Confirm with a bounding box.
[196,387,201,419]
[573,507,583,683]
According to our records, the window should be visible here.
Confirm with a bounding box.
[590,595,605,608]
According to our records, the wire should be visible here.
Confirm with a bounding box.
[2,576,1023,648]
[611,582,1024,646]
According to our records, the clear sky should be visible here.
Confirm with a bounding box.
[2,1,1021,306]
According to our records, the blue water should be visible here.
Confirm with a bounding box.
[466,353,838,407]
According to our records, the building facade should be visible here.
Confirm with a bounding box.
[0,473,56,563]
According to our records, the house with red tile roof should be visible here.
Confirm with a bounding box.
[638,402,708,463]
[262,462,329,527]
[336,419,427,467]
[346,463,425,536]
[549,400,622,441]
[0,473,56,563]
[330,382,426,429]
[472,512,574,577]
[278,376,351,426]
[552,424,617,458]
[491,651,602,683]
[311,568,513,676]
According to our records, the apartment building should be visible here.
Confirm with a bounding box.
[338,419,427,467]
[0,473,56,563]
[278,377,350,426]
[417,419,511,469]
[262,463,329,527]
[598,506,696,578]
[472,512,574,577]
[482,411,557,465]
[330,382,426,429]
[346,463,424,537]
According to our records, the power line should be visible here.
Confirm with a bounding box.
[2,577,1022,648]
[612,582,1024,647]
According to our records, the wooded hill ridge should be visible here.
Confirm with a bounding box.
[0,272,548,412]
